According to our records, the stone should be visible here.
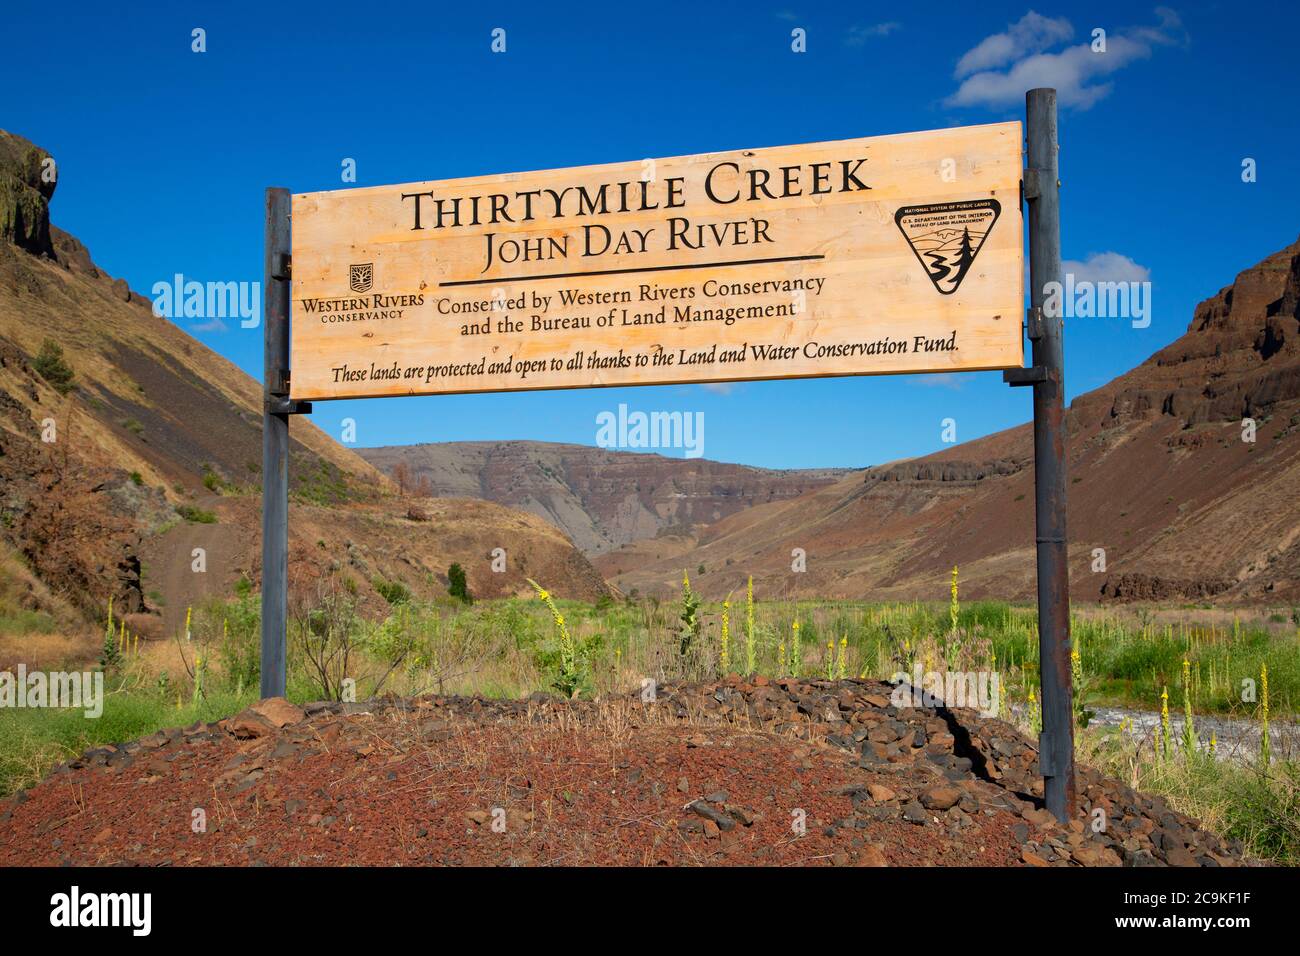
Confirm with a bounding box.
[251,697,306,728]
[867,783,897,803]
[220,710,277,740]
[902,801,927,825]
[856,845,889,866]
[920,785,961,811]
[687,800,735,831]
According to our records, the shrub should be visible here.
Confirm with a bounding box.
[373,577,411,606]
[447,563,471,604]
[32,339,74,394]
[176,504,217,524]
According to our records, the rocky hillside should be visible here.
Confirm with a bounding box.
[359,440,850,554]
[597,236,1300,603]
[0,129,608,645]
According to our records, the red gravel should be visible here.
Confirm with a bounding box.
[0,677,1246,867]
[0,709,1020,867]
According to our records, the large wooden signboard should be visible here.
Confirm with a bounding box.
[289,122,1023,400]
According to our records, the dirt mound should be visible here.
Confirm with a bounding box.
[0,679,1250,867]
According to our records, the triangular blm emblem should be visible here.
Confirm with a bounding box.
[895,199,1001,296]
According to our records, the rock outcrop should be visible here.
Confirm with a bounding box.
[0,131,55,258]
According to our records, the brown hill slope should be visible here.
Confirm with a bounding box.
[0,129,607,642]
[358,440,850,554]
[596,237,1300,603]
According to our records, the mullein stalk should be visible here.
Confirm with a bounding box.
[745,576,756,675]
[193,653,205,704]
[1160,687,1171,761]
[791,620,801,677]
[720,599,731,674]
[1260,662,1271,769]
[1181,658,1196,759]
[528,578,579,697]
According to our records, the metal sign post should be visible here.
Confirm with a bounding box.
[260,187,308,699]
[1005,87,1075,821]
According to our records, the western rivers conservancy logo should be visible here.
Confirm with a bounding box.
[349,262,374,293]
[895,199,1000,295]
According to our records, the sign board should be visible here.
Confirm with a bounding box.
[289,122,1023,400]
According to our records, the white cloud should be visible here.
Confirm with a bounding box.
[1062,251,1151,284]
[846,22,901,46]
[191,318,229,333]
[699,382,737,394]
[955,11,1073,77]
[912,373,965,390]
[947,8,1186,110]
[1024,252,1151,302]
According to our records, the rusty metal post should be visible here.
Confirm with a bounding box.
[261,188,291,699]
[1025,88,1075,821]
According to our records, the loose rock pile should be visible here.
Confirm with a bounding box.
[0,677,1251,867]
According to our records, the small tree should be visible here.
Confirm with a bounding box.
[391,461,411,496]
[447,563,471,604]
[32,339,75,394]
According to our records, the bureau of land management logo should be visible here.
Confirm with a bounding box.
[895,199,1001,296]
[349,262,374,293]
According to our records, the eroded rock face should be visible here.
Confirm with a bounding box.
[1099,572,1234,603]
[360,440,852,554]
[0,130,55,258]
[1095,238,1300,429]
[864,458,1026,484]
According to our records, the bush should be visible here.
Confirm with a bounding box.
[176,504,217,524]
[372,578,411,606]
[31,339,74,394]
[448,563,472,604]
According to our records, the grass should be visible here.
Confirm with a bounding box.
[1080,725,1300,865]
[175,504,217,524]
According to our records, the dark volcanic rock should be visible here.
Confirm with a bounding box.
[0,130,55,258]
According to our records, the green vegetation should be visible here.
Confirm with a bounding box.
[372,577,411,606]
[175,504,217,524]
[292,459,353,506]
[447,563,471,604]
[121,418,144,436]
[31,339,74,394]
[200,463,237,495]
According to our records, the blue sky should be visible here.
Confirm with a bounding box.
[8,1,1298,469]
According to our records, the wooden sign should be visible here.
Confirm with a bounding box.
[289,122,1023,400]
